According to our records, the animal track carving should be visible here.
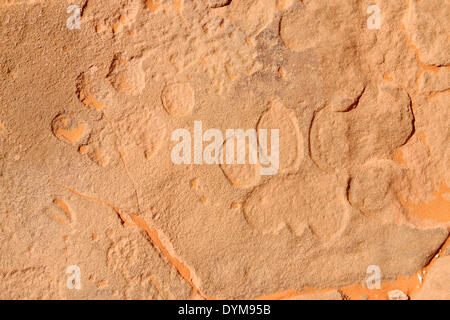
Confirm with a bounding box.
[280,2,367,113]
[51,114,88,145]
[50,109,119,168]
[118,109,167,159]
[348,160,408,223]
[161,83,195,117]
[310,83,414,171]
[107,55,146,96]
[220,136,262,189]
[257,100,304,174]
[76,68,113,111]
[214,0,277,37]
[243,173,350,244]
[84,125,119,167]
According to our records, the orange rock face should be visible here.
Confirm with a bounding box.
[0,0,448,300]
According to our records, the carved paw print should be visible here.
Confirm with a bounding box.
[348,160,406,219]
[310,83,414,172]
[220,136,262,189]
[243,173,350,244]
[280,1,367,111]
[76,68,114,111]
[213,0,277,37]
[80,124,121,168]
[257,99,304,174]
[51,114,89,145]
[161,83,195,117]
[51,112,118,168]
[220,99,305,188]
[107,55,146,96]
[117,109,167,159]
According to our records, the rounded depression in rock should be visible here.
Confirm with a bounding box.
[51,114,88,145]
[161,83,195,117]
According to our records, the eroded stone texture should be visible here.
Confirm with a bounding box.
[404,0,450,66]
[257,99,303,174]
[418,68,450,96]
[0,267,62,299]
[310,83,414,172]
[243,173,350,243]
[0,0,449,300]
[213,0,277,38]
[108,55,146,96]
[280,1,368,113]
[161,83,195,117]
[413,256,450,300]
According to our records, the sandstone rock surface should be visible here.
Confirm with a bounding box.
[0,0,448,300]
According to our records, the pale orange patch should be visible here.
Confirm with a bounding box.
[257,289,301,300]
[190,178,199,188]
[47,214,66,224]
[97,280,108,287]
[118,75,132,92]
[399,184,450,223]
[55,124,85,144]
[78,145,88,154]
[276,0,292,10]
[0,122,6,136]
[95,149,108,166]
[54,199,72,219]
[383,72,393,82]
[393,149,406,165]
[400,24,440,73]
[231,202,240,209]
[256,287,335,300]
[81,92,104,110]
[174,0,183,16]
[146,0,160,12]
